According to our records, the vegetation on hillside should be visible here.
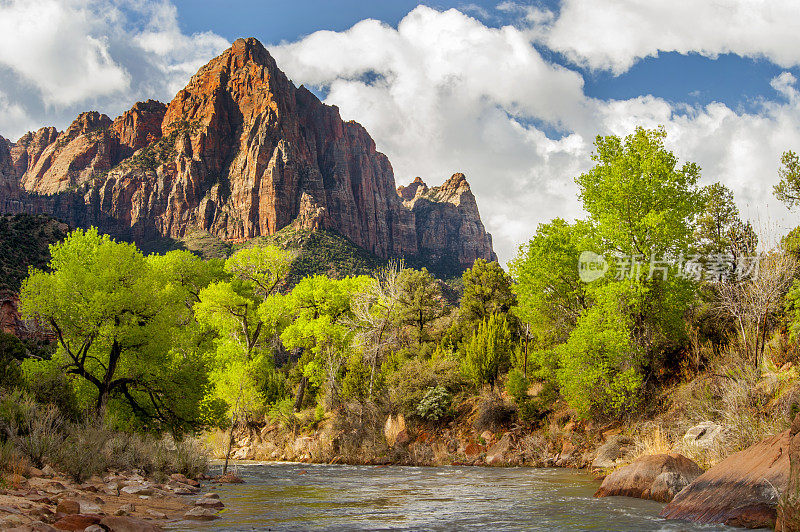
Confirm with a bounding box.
[0,214,67,291]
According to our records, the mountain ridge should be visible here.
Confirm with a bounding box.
[0,37,496,275]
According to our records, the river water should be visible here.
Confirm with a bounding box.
[185,462,747,531]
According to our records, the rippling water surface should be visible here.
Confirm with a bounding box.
[185,462,746,531]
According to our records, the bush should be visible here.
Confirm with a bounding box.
[5,398,63,468]
[57,420,109,482]
[474,393,516,432]
[387,356,466,417]
[505,369,529,404]
[416,385,452,421]
[341,353,371,402]
[20,359,80,420]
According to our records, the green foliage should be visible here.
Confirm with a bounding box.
[250,228,384,286]
[505,369,529,404]
[460,259,516,324]
[20,228,210,431]
[0,214,66,291]
[340,352,371,402]
[555,282,644,419]
[398,267,448,344]
[774,149,800,208]
[462,313,513,389]
[509,219,591,346]
[415,385,452,421]
[20,358,80,420]
[387,354,466,417]
[576,126,702,259]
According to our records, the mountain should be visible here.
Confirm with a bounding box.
[0,37,495,275]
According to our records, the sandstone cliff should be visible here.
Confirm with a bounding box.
[398,173,497,273]
[1,38,495,274]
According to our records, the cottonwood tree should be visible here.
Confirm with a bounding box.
[194,244,293,473]
[281,275,369,409]
[20,229,210,430]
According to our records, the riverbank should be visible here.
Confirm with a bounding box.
[0,469,228,530]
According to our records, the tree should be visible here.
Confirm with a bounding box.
[576,127,703,355]
[397,267,448,345]
[724,251,797,364]
[695,182,758,275]
[281,275,370,409]
[349,264,403,398]
[20,229,177,416]
[462,313,513,390]
[460,259,516,324]
[577,126,702,260]
[194,244,294,473]
[774,150,800,208]
[510,219,591,347]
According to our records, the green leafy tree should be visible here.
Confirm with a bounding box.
[281,275,370,408]
[510,219,591,346]
[194,244,293,473]
[397,267,448,344]
[460,260,516,324]
[20,229,186,418]
[462,313,513,390]
[774,150,800,208]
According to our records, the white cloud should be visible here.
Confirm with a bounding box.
[0,0,228,140]
[537,0,800,74]
[272,5,800,262]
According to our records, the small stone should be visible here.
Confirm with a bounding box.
[52,514,102,530]
[55,498,80,515]
[114,503,135,516]
[201,492,220,500]
[121,484,153,496]
[41,466,56,478]
[100,516,165,532]
[84,526,104,532]
[78,500,102,514]
[146,509,167,519]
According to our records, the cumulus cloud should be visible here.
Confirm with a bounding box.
[272,5,800,262]
[536,0,800,74]
[0,0,228,140]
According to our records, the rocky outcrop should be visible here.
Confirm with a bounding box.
[660,430,789,529]
[777,414,800,531]
[2,38,495,272]
[398,173,497,274]
[594,453,703,503]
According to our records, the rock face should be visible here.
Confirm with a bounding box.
[594,453,703,503]
[660,430,789,529]
[591,434,634,469]
[398,173,497,274]
[0,38,494,273]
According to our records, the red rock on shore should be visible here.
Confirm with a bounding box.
[660,430,789,529]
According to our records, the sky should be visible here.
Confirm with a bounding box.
[1,0,799,263]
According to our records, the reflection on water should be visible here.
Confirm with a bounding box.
[183,462,747,531]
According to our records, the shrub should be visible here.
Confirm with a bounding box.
[474,393,516,432]
[505,369,529,404]
[6,399,63,468]
[20,359,80,420]
[56,420,109,482]
[340,353,371,402]
[462,314,513,389]
[387,356,466,417]
[416,385,452,421]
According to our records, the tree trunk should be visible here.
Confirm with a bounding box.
[222,411,236,476]
[293,376,307,412]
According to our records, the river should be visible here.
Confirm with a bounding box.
[185,462,749,531]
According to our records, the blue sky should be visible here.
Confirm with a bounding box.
[1,0,799,261]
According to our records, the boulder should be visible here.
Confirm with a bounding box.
[777,414,800,531]
[146,509,167,519]
[592,435,634,469]
[115,503,135,516]
[683,421,725,448]
[184,506,220,521]
[594,453,703,502]
[121,484,153,496]
[486,433,513,466]
[78,500,102,514]
[661,430,788,529]
[384,414,407,447]
[100,516,165,532]
[194,497,224,509]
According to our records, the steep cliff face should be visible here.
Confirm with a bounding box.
[0,136,17,198]
[398,173,497,273]
[3,37,495,273]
